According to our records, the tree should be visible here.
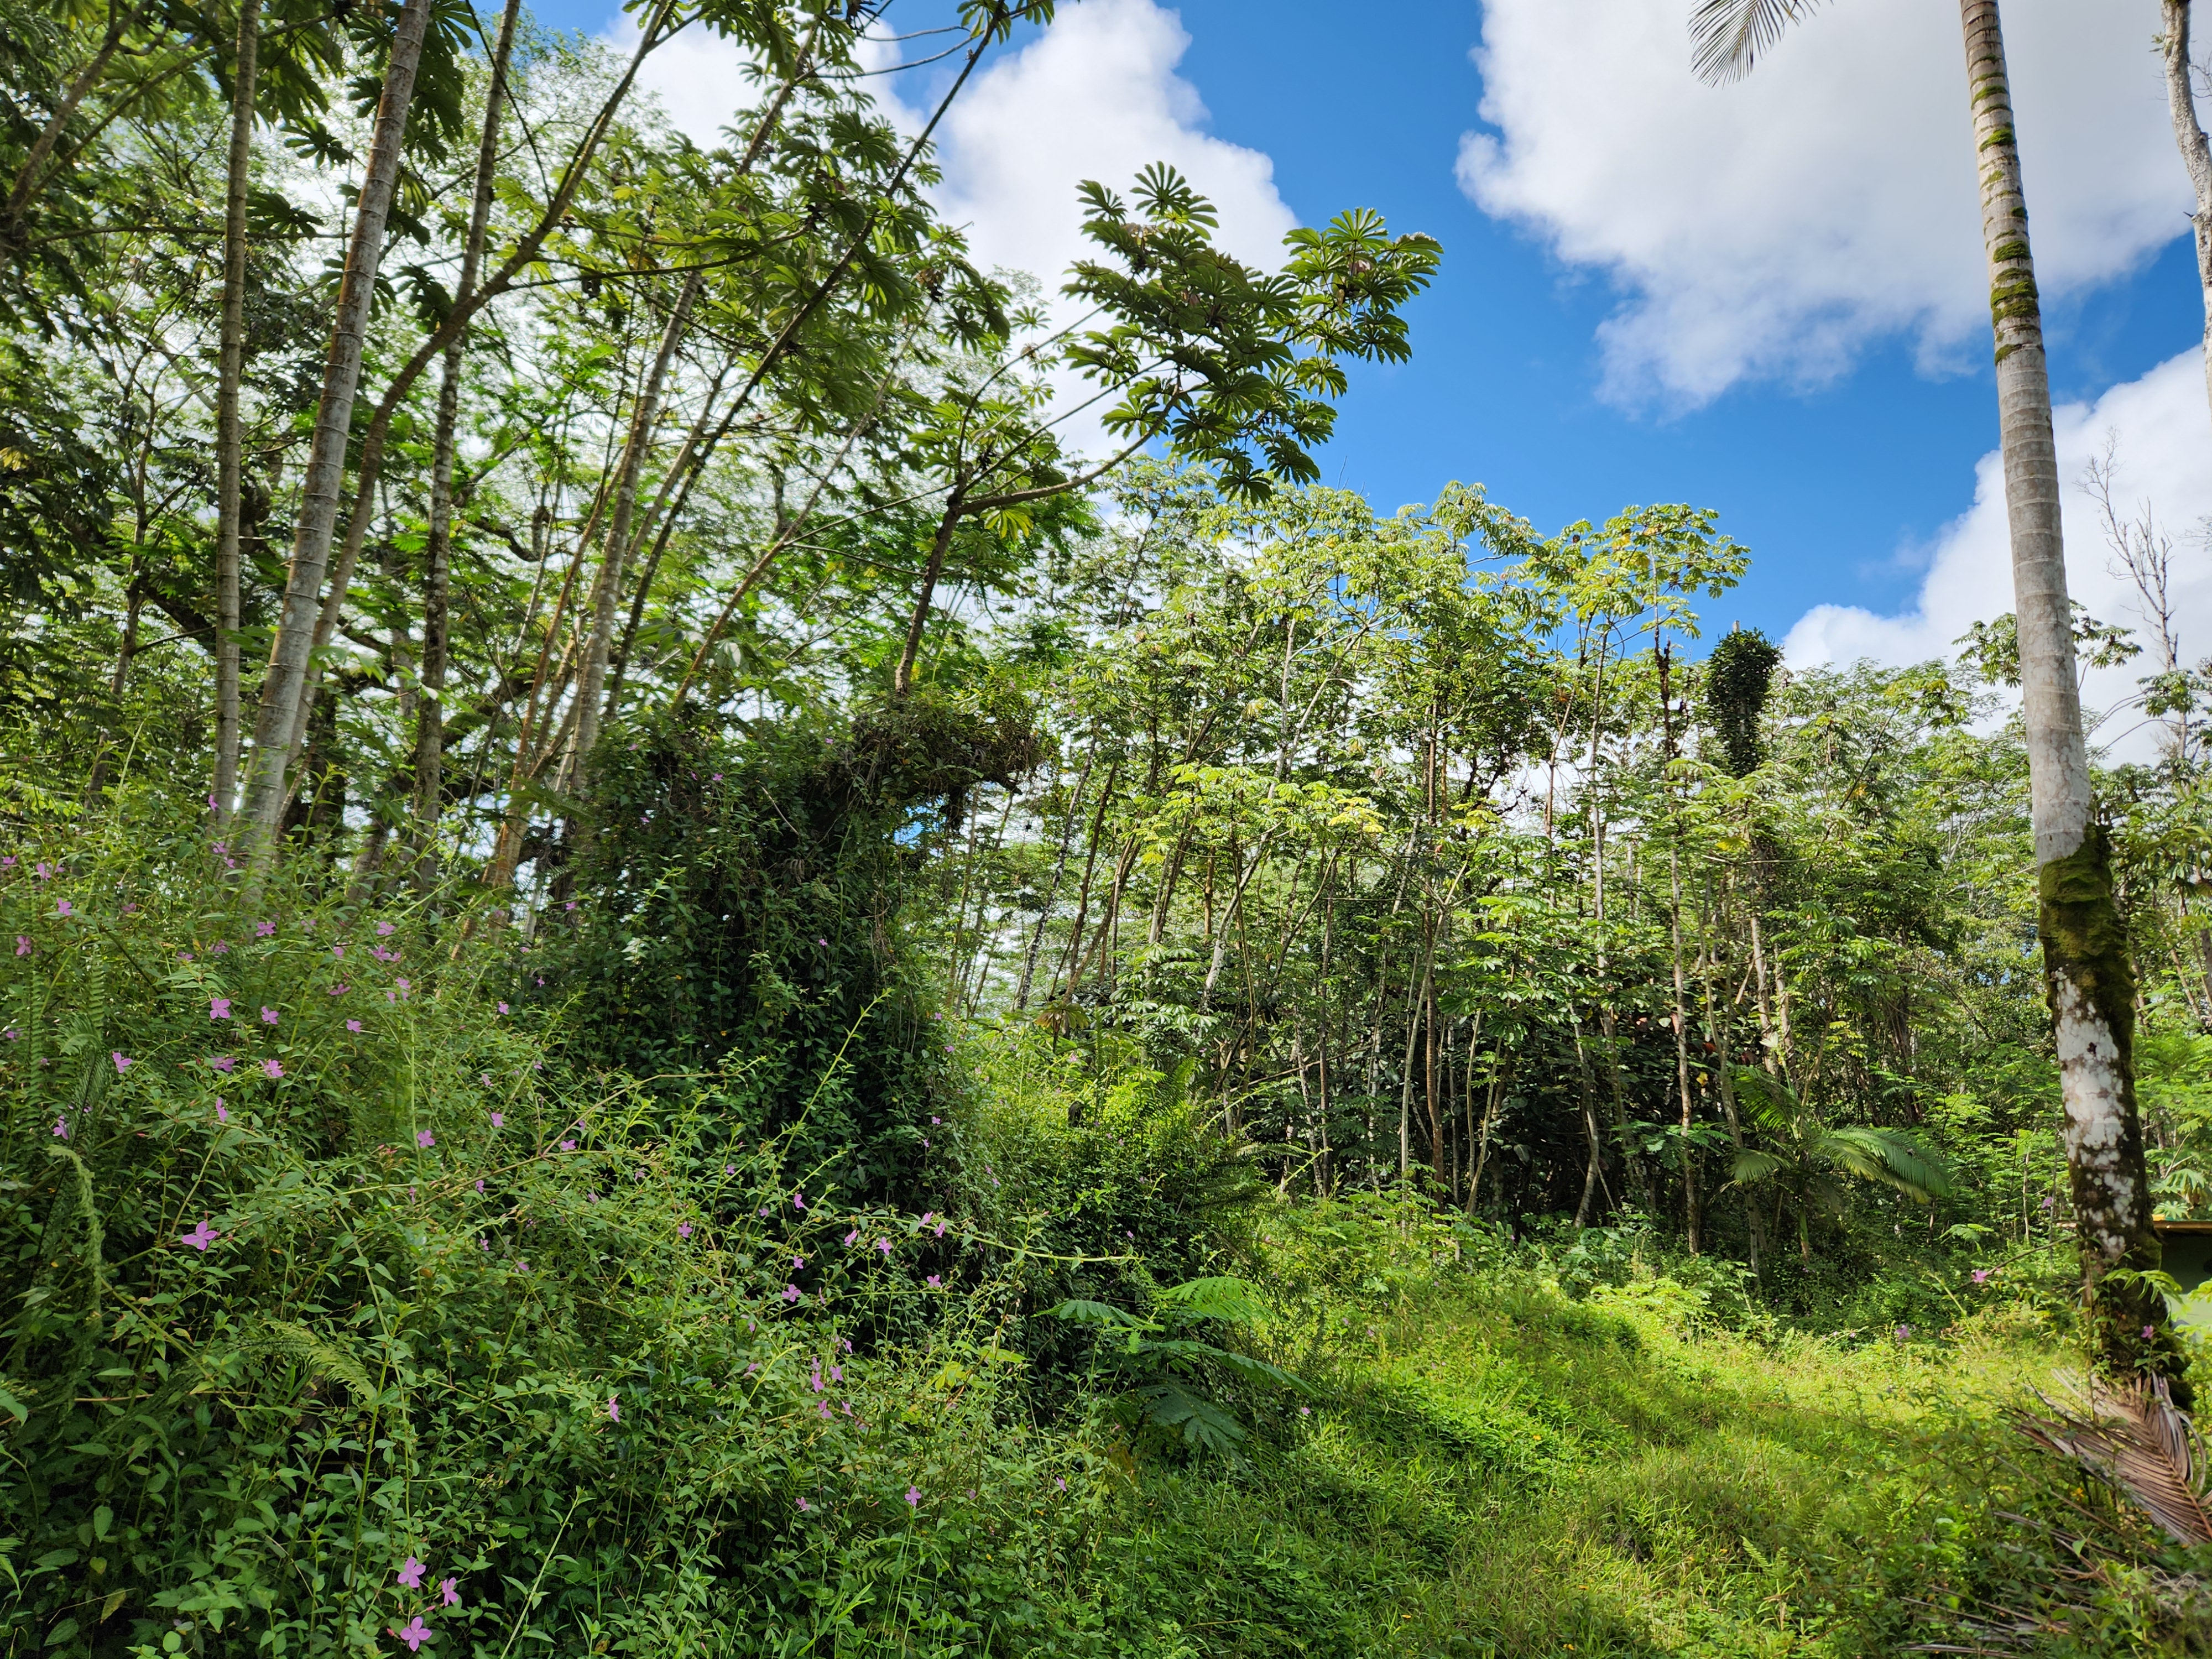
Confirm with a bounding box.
[1693,0,2179,1389]
[1728,1069,1953,1261]
[2160,0,2212,430]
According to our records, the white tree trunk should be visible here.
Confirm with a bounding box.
[2162,0,2212,426]
[211,0,260,822]
[239,0,434,847]
[1961,0,2172,1384]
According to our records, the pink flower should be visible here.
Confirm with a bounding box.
[679,1222,692,1239]
[491,1111,505,1128]
[2145,1324,2158,1340]
[210,997,231,1020]
[1056,1476,1068,1490]
[782,1284,801,1302]
[497,1000,509,1015]
[933,1220,946,1238]
[846,1229,861,1246]
[254,920,274,937]
[560,1140,576,1152]
[215,1099,228,1123]
[926,1275,941,1288]
[397,978,410,994]
[440,1578,460,1608]
[905,1487,921,1506]
[416,1129,435,1149]
[328,983,346,996]
[112,1051,132,1072]
[393,1617,431,1653]
[56,899,71,916]
[796,1496,811,1512]
[606,1396,620,1422]
[792,1191,806,1211]
[376,921,395,936]
[877,1238,892,1256]
[51,1116,66,1138]
[346,1019,362,1032]
[12,936,25,955]
[1971,1268,1992,1285]
[792,1253,805,1269]
[260,1006,277,1024]
[397,1556,425,1589]
[476,1180,485,1193]
[211,1055,236,1072]
[181,1219,217,1251]
[262,1058,283,1079]
[331,945,344,959]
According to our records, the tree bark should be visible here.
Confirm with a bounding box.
[411,0,523,868]
[1657,641,1700,1253]
[2162,0,2212,429]
[893,488,967,697]
[1960,0,2177,1390]
[239,0,433,850]
[211,0,260,822]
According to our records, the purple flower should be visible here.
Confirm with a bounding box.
[181,1219,219,1251]
[1298,1406,1311,1417]
[211,1055,236,1073]
[933,1221,946,1238]
[1,1029,15,1040]
[922,1213,935,1225]
[260,1006,278,1025]
[34,862,49,879]
[2145,1324,2158,1340]
[51,1116,67,1139]
[877,1238,892,1256]
[397,978,411,994]
[845,1229,860,1246]
[212,940,228,953]
[926,1275,941,1288]
[782,1284,801,1302]
[476,1180,485,1193]
[397,1556,425,1589]
[13,936,25,956]
[262,1058,283,1079]
[497,1001,509,1015]
[328,983,346,997]
[346,1019,362,1033]
[211,997,231,1020]
[796,1496,811,1512]
[440,1578,460,1608]
[332,945,344,959]
[376,921,395,936]
[792,1191,806,1211]
[416,1129,435,1149]
[564,900,577,912]
[55,899,71,916]
[792,1253,805,1269]
[254,920,274,937]
[931,1116,940,1126]
[112,1051,132,1072]
[560,1139,577,1152]
[1056,1476,1068,1490]
[679,1222,693,1239]
[392,1618,431,1653]
[606,1396,620,1422]
[1971,1269,1992,1285]
[905,1486,921,1507]
[2041,1194,2056,1211]
[215,1099,228,1123]
[491,1111,505,1128]
[1895,1324,1910,1340]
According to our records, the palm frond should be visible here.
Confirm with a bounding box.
[1822,1126,1954,1202]
[2018,1375,2212,1546]
[1730,1148,1786,1187]
[1690,0,1825,84]
[1730,1066,1798,1133]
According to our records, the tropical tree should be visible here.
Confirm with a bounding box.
[2159,0,2212,428]
[1692,0,2177,1386]
[1728,1069,1953,1261]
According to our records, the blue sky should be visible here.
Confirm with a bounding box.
[538,0,2210,679]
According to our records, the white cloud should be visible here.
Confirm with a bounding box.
[1458,0,2188,408]
[1784,350,2212,758]
[611,0,1296,456]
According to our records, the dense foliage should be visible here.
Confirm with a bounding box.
[6,0,2212,1650]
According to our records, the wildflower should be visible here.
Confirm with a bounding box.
[52,1116,67,1138]
[1895,1324,1909,1340]
[181,1219,217,1251]
[726,1164,736,1175]
[416,1129,435,1149]
[397,1557,426,1589]
[931,1116,940,1125]
[13,936,25,955]
[376,921,395,936]
[560,1139,576,1152]
[1971,1268,1992,1285]
[328,983,346,997]
[831,1365,842,1381]
[112,1051,132,1072]
[491,1111,505,1128]
[2041,1194,2056,1210]
[1299,1405,1311,1417]
[211,1055,236,1073]
[758,1206,770,1218]
[607,1397,620,1422]
[397,978,410,994]
[497,1001,509,1015]
[2146,1324,2158,1340]
[211,997,231,1020]
[261,1006,278,1024]
[1,1029,14,1040]
[332,945,344,959]
[587,1192,599,1204]
[817,1401,831,1420]
[346,1020,362,1033]
[481,1073,492,1086]
[393,1618,431,1653]
[35,862,49,879]
[846,1229,860,1246]
[782,1284,801,1302]
[212,940,228,953]
[797,1496,811,1512]
[905,1487,921,1507]
[877,1238,892,1256]
[254,920,274,937]
[934,1221,946,1238]
[1056,1477,1067,1490]
[56,899,71,916]
[565,900,577,912]
[922,1212,935,1225]
[792,1253,805,1269]
[440,1578,460,1608]
[816,937,828,947]
[476,1180,485,1193]
[792,1191,806,1211]
[926,1275,941,1288]
[679,1222,693,1239]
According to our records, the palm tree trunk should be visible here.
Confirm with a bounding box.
[211,0,259,822]
[1961,0,2174,1387]
[239,0,433,851]
[411,0,523,869]
[2162,0,2212,427]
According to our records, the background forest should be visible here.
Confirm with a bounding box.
[6,0,2212,1653]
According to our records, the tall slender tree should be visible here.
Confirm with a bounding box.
[2161,0,2212,428]
[1692,0,2179,1388]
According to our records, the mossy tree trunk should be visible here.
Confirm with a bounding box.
[1960,0,2184,1391]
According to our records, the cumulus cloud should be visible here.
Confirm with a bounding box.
[1783,351,2212,759]
[1457,0,2187,408]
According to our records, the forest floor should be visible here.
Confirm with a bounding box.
[1087,1255,2179,1658]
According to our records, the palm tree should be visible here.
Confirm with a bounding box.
[1694,0,2176,1389]
[1727,1071,1952,1262]
[2159,1,2212,430]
